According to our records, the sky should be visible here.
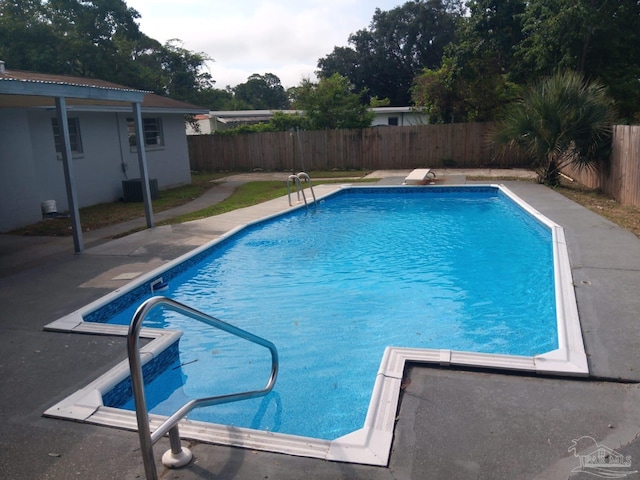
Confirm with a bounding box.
[124,0,405,89]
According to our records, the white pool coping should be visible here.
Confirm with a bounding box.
[43,184,588,466]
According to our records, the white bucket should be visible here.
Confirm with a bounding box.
[41,200,57,216]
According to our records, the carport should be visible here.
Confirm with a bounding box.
[0,64,155,252]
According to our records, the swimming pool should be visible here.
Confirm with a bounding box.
[44,184,587,466]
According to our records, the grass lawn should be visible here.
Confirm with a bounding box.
[9,171,640,240]
[9,171,374,237]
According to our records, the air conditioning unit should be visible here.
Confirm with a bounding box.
[122,178,159,202]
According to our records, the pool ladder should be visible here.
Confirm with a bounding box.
[286,172,317,209]
[127,296,279,480]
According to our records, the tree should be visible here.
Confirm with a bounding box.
[189,88,235,111]
[411,60,461,123]
[315,46,360,89]
[156,39,214,102]
[0,0,156,85]
[492,70,617,185]
[233,73,289,109]
[513,0,640,121]
[0,0,220,106]
[43,0,144,78]
[458,0,526,76]
[411,0,524,122]
[291,74,374,130]
[317,0,464,106]
[412,59,520,123]
[0,0,62,73]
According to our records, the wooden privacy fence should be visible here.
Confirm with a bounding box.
[188,122,640,207]
[562,125,640,208]
[188,122,527,173]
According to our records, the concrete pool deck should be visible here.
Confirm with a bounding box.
[1,169,640,479]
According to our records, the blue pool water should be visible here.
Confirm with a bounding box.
[100,187,557,440]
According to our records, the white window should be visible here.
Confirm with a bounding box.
[52,117,83,156]
[127,117,164,149]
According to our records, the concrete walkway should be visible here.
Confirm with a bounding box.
[1,169,640,480]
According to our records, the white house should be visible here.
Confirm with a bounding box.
[186,107,428,134]
[0,67,207,244]
[369,106,428,127]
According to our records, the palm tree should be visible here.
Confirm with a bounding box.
[492,70,616,185]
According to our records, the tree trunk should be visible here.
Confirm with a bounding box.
[540,156,560,186]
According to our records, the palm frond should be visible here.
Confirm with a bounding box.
[491,70,616,184]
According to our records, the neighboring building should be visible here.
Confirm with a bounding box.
[186,107,428,134]
[369,107,428,127]
[187,113,215,134]
[0,67,207,234]
[185,110,301,135]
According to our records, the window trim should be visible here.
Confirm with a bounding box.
[127,117,165,151]
[52,117,83,158]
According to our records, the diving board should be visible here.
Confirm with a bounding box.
[403,168,436,185]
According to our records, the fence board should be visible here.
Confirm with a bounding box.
[189,122,640,206]
[189,123,528,174]
[560,125,640,207]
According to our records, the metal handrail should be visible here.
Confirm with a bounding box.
[296,172,317,206]
[286,172,316,208]
[286,174,307,207]
[127,296,279,480]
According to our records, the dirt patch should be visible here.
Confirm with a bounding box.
[555,180,640,239]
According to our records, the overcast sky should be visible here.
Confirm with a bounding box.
[125,0,404,89]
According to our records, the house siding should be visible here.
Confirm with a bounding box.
[127,114,192,190]
[0,109,42,230]
[371,112,427,127]
[0,109,192,232]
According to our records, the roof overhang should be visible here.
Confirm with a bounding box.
[371,107,421,114]
[0,99,207,114]
[0,77,146,105]
[0,73,156,253]
[0,85,207,115]
[215,115,274,123]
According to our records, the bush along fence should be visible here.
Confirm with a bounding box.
[187,122,528,173]
[562,125,640,208]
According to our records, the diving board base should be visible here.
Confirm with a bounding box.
[403,168,436,185]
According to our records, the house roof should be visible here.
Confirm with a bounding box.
[204,107,421,124]
[210,110,301,117]
[209,109,301,124]
[371,107,418,114]
[0,68,208,114]
[207,107,420,116]
[0,69,144,91]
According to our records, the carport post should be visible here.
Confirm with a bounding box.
[132,101,154,228]
[55,96,84,253]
